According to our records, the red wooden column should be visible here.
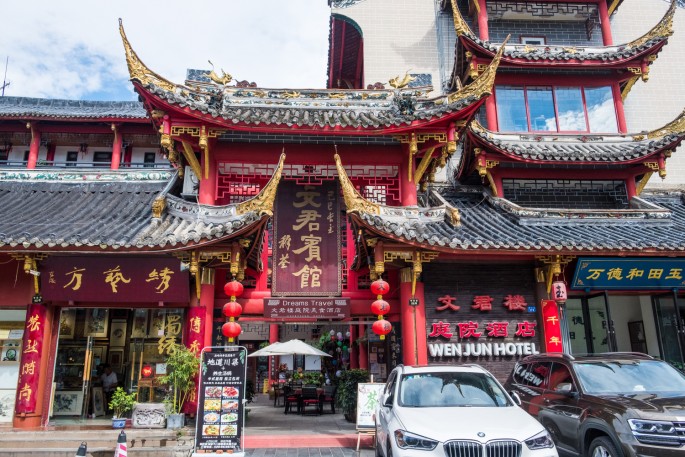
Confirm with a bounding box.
[613,83,628,134]
[46,143,56,165]
[597,0,613,46]
[14,303,54,429]
[400,268,428,366]
[477,0,489,41]
[200,269,215,350]
[26,123,40,170]
[357,323,368,369]
[111,124,122,170]
[349,325,359,369]
[198,142,217,205]
[399,148,417,206]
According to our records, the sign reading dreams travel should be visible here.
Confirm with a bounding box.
[194,346,247,455]
[572,257,685,290]
[41,257,189,302]
[272,181,341,296]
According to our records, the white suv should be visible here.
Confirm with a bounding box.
[375,365,558,457]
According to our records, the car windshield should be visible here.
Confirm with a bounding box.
[574,360,685,395]
[398,371,512,407]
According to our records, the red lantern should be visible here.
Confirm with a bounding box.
[541,300,563,353]
[222,321,242,342]
[552,281,567,303]
[371,299,390,316]
[141,364,153,378]
[370,279,389,297]
[222,301,243,320]
[372,318,392,340]
[224,280,244,299]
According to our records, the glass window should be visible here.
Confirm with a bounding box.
[574,360,685,395]
[399,372,512,407]
[512,361,549,389]
[527,87,557,131]
[585,86,618,133]
[555,87,587,131]
[496,86,528,132]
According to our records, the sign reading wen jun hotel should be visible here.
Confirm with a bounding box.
[272,181,341,296]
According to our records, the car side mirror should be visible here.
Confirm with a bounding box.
[555,383,577,397]
[510,391,522,406]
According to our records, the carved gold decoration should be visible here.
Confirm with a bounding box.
[632,134,645,142]
[536,255,575,294]
[635,171,654,195]
[236,152,285,216]
[608,0,621,15]
[647,108,685,139]
[366,238,379,248]
[563,47,578,54]
[446,206,461,226]
[151,196,166,218]
[208,60,233,85]
[282,91,301,99]
[334,153,381,215]
[644,162,659,171]
[239,239,251,248]
[160,133,172,150]
[199,126,209,179]
[396,132,448,144]
[627,67,642,76]
[151,110,166,119]
[389,72,416,89]
[118,19,176,92]
[626,0,675,50]
[180,141,203,182]
[447,38,507,104]
[484,171,498,196]
[450,0,475,36]
[329,93,346,99]
[469,0,480,14]
[414,147,436,184]
[447,140,457,154]
[621,76,639,101]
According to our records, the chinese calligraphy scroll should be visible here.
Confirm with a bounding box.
[40,257,189,302]
[272,181,341,296]
[15,303,46,415]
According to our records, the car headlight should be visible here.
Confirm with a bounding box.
[524,430,555,450]
[394,430,438,450]
[629,419,681,446]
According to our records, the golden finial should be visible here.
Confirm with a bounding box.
[118,19,176,92]
[450,0,475,36]
[446,36,508,104]
[207,60,233,86]
[647,108,685,139]
[236,152,286,216]
[626,0,675,49]
[389,72,416,89]
[334,152,380,215]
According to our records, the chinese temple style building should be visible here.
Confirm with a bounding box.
[0,0,684,431]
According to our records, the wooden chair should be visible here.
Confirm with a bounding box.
[283,386,300,414]
[300,386,320,416]
[321,385,336,414]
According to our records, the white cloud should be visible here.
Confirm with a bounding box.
[2,0,331,100]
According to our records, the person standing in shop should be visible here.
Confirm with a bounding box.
[101,364,118,412]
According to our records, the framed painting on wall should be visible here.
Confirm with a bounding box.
[91,387,105,417]
[84,309,109,338]
[131,309,148,339]
[110,320,127,347]
[58,309,76,339]
[108,348,124,372]
[53,391,84,416]
[148,310,166,338]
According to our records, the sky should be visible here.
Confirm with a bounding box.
[1,1,332,101]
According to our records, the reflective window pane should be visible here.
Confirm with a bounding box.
[555,87,587,131]
[527,87,557,131]
[496,86,528,132]
[585,86,618,133]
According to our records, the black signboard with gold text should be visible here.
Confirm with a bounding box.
[194,346,247,455]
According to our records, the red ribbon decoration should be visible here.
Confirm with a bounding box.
[14,303,46,415]
[541,300,563,353]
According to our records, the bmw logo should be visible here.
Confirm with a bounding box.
[477,432,486,438]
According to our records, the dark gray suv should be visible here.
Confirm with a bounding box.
[504,353,685,457]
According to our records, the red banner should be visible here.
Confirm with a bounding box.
[541,300,563,353]
[183,306,204,414]
[40,257,189,302]
[15,303,46,414]
[272,181,341,296]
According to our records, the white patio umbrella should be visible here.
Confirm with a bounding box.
[247,339,331,357]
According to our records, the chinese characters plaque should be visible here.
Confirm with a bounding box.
[194,346,247,454]
[263,297,350,319]
[40,257,189,302]
[272,181,341,296]
[572,257,685,290]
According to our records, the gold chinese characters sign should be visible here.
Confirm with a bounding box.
[272,181,341,296]
[40,257,190,302]
[15,303,45,414]
[572,257,685,290]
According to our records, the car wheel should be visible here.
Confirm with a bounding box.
[589,436,619,457]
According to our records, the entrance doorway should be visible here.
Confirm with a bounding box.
[653,294,685,369]
[565,294,616,354]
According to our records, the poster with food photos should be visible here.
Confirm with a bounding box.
[193,346,247,455]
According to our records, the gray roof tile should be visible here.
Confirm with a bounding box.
[0,96,147,120]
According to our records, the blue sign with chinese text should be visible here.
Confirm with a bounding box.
[572,258,685,290]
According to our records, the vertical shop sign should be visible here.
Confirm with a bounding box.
[272,181,341,296]
[183,307,205,414]
[14,303,46,414]
[541,300,563,353]
[194,347,247,454]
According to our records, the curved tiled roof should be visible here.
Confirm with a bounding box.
[354,188,685,254]
[0,96,147,120]
[466,110,685,163]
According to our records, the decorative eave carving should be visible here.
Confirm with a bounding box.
[450,0,475,37]
[236,153,285,217]
[334,153,381,216]
[119,19,177,93]
[648,108,685,140]
[626,0,676,50]
[447,39,507,104]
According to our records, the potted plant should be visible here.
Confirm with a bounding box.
[109,387,136,429]
[336,369,369,422]
[159,345,200,429]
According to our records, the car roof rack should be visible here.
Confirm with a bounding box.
[574,352,654,360]
[522,352,575,361]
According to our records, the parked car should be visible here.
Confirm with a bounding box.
[504,352,685,457]
[375,364,558,457]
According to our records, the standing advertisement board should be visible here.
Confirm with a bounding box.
[193,346,247,456]
[355,383,385,450]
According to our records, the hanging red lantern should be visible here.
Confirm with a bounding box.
[371,299,390,316]
[222,301,243,320]
[370,279,389,297]
[141,364,153,378]
[224,280,244,300]
[222,321,242,342]
[372,318,392,340]
[552,281,567,303]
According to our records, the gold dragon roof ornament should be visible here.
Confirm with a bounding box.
[236,152,286,216]
[334,153,381,216]
[446,37,508,104]
[450,0,475,37]
[119,19,176,92]
[626,0,676,50]
[647,108,685,140]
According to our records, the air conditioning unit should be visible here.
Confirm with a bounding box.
[181,166,199,200]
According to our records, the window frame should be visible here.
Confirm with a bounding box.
[520,36,546,45]
[494,84,618,134]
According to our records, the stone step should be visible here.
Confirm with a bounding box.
[0,447,195,457]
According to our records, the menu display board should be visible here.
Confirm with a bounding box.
[193,346,247,455]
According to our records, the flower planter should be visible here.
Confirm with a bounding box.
[112,418,126,429]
